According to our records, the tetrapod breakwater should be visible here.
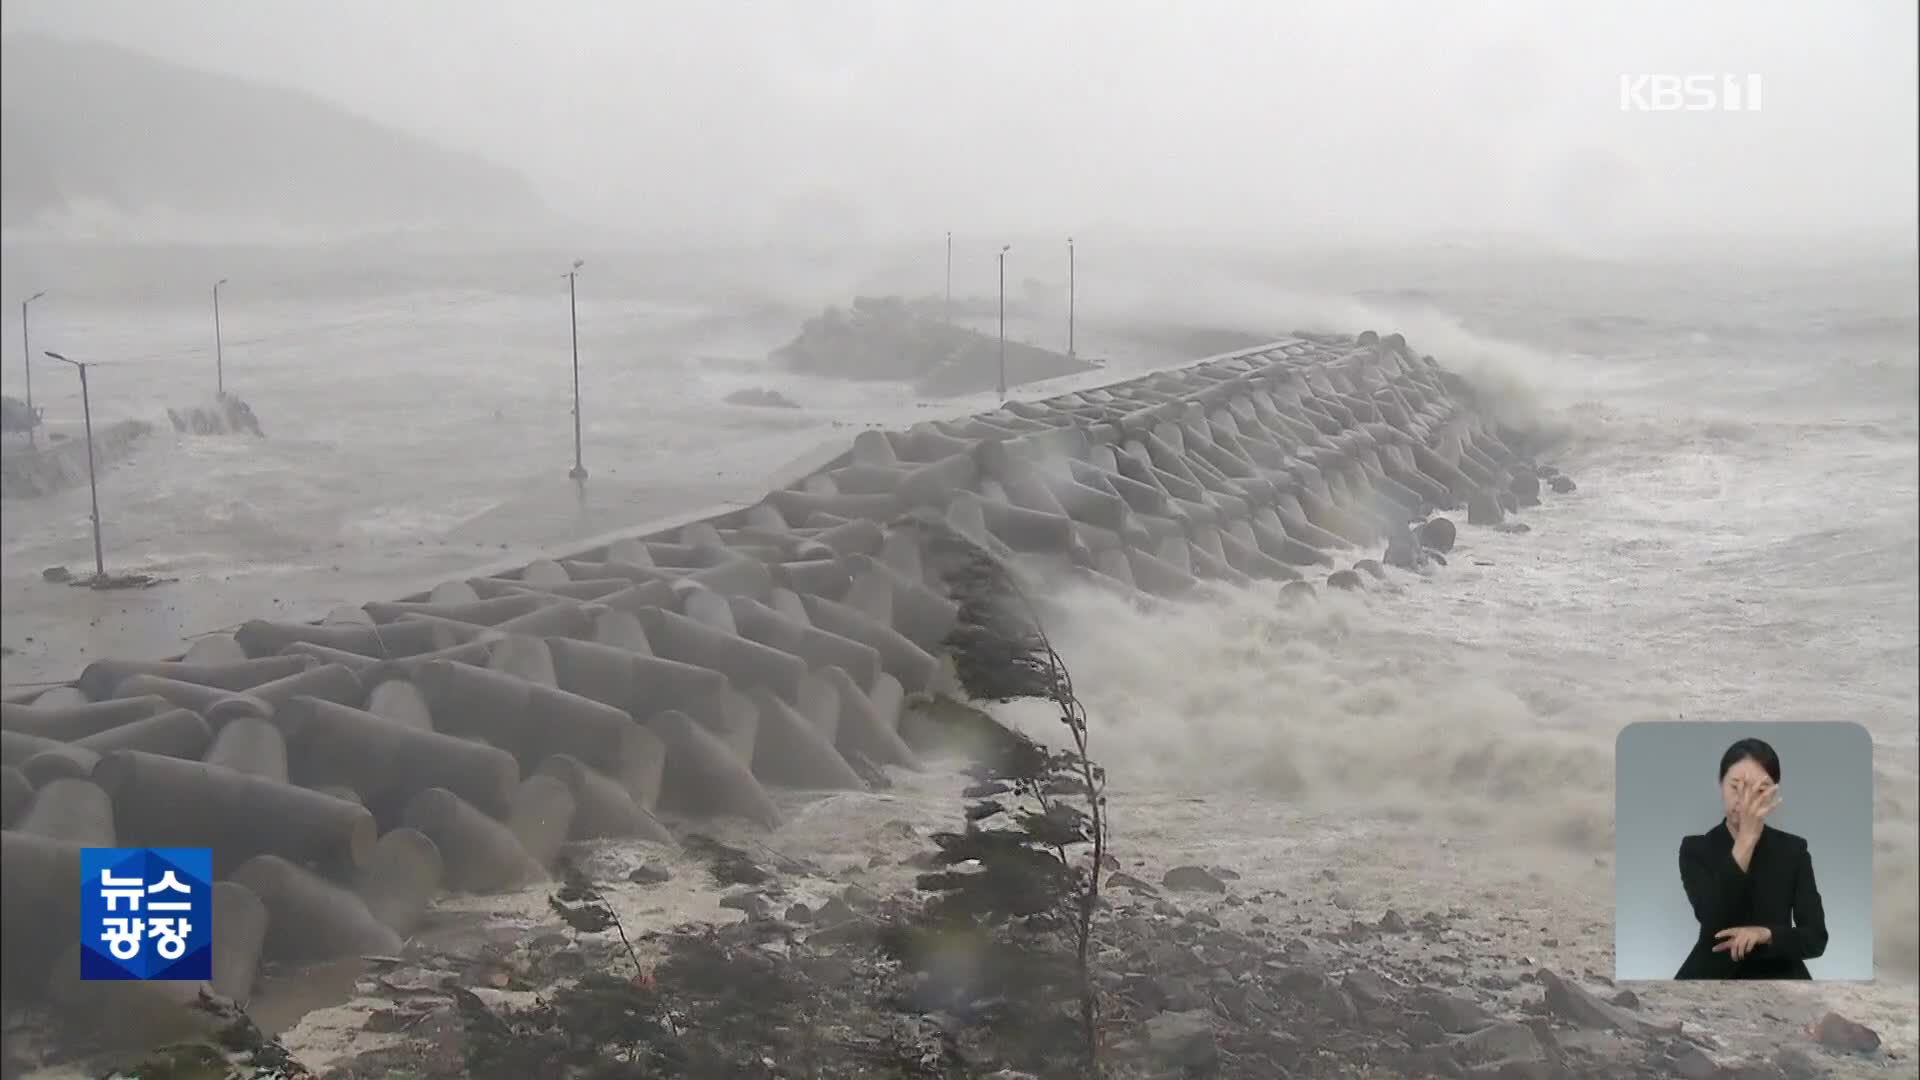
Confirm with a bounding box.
[0,330,1573,1043]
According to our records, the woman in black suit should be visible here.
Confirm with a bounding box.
[1675,737,1829,979]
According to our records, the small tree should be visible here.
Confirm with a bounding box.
[900,515,1109,1074]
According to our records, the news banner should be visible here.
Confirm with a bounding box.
[78,847,215,981]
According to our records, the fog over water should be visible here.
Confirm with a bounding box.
[3,0,1915,246]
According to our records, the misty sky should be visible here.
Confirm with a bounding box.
[3,0,1915,246]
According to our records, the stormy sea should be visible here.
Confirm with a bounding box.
[3,236,1915,1068]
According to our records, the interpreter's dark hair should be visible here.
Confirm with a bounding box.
[1718,738,1782,783]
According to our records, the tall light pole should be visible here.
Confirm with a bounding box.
[566,259,587,481]
[944,231,952,325]
[44,350,105,581]
[21,291,45,446]
[996,244,1011,400]
[1067,236,1076,359]
[213,278,228,398]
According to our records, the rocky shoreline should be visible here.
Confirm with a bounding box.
[12,767,1894,1079]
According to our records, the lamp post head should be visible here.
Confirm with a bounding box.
[44,349,77,368]
[28,291,46,303]
[572,259,585,271]
[216,278,228,287]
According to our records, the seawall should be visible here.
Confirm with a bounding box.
[0,418,153,499]
[0,331,1571,1029]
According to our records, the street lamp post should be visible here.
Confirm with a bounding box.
[566,259,587,481]
[21,291,45,446]
[43,350,106,581]
[1067,236,1076,359]
[945,232,952,325]
[213,278,228,398]
[997,244,1011,400]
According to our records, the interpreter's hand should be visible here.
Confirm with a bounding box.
[1713,925,1773,962]
[1737,782,1780,842]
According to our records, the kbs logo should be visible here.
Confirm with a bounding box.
[1619,74,1763,112]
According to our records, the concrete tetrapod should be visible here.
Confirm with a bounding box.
[230,854,402,965]
[46,879,271,1026]
[0,764,32,826]
[726,595,884,689]
[507,774,579,870]
[815,665,921,771]
[353,826,445,937]
[73,655,315,702]
[202,715,290,781]
[204,661,366,726]
[409,659,661,804]
[13,777,117,846]
[632,605,809,701]
[647,709,783,828]
[71,706,212,760]
[91,749,377,877]
[1,694,177,740]
[402,787,546,893]
[106,674,273,725]
[235,618,450,661]
[0,832,84,994]
[280,695,522,825]
[746,682,866,790]
[534,753,674,844]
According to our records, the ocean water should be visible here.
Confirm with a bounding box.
[3,240,1915,1017]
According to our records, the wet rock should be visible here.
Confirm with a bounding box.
[1607,988,1639,1009]
[1278,580,1317,606]
[1108,871,1158,894]
[1810,1012,1880,1054]
[814,895,857,927]
[1377,909,1409,933]
[1467,492,1505,525]
[1549,475,1577,494]
[627,863,671,885]
[1509,471,1541,507]
[719,890,774,920]
[1327,569,1366,591]
[1419,516,1458,553]
[1418,991,1494,1033]
[1774,1046,1824,1079]
[785,902,812,923]
[41,566,71,583]
[1144,1008,1217,1070]
[1162,865,1227,893]
[1537,969,1672,1037]
[1453,1020,1546,1067]
[1331,889,1357,910]
[1491,522,1531,534]
[1343,970,1398,1009]
[1664,1040,1719,1080]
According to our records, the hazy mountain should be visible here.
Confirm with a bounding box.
[1,33,549,236]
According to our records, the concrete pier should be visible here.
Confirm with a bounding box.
[0,334,1569,1010]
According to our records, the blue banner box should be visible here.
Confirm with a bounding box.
[78,848,214,981]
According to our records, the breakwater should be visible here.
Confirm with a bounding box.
[0,331,1570,1041]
